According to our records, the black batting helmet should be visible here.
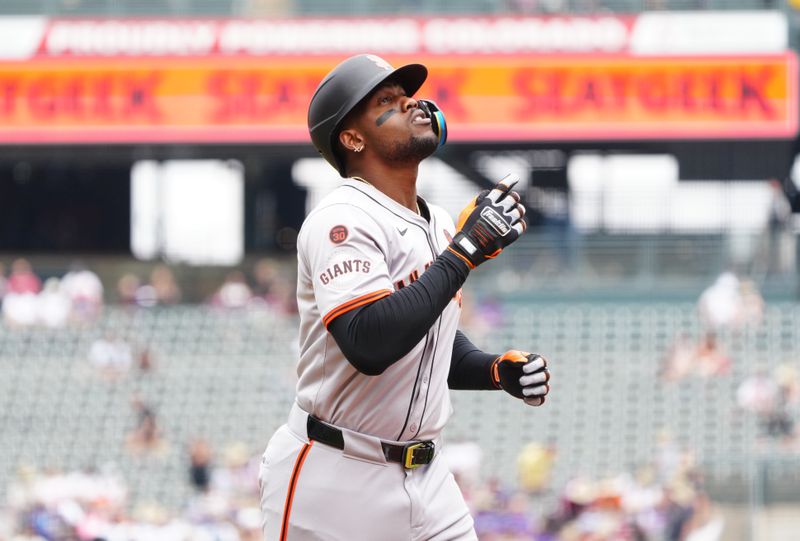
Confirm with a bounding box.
[308,54,428,177]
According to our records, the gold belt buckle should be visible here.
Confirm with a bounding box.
[403,441,435,469]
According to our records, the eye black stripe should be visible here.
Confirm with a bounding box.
[376,108,398,127]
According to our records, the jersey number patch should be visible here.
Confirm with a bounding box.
[329,225,348,244]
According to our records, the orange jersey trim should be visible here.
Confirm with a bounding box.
[322,289,392,328]
[280,441,314,541]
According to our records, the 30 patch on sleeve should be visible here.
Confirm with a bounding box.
[329,225,348,244]
[318,248,373,291]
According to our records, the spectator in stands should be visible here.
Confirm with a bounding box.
[6,465,128,541]
[252,258,279,299]
[762,363,799,446]
[134,283,159,307]
[766,178,793,274]
[2,259,42,327]
[737,369,779,429]
[124,266,182,308]
[736,370,777,415]
[470,477,535,540]
[189,439,213,493]
[211,271,253,309]
[251,257,296,314]
[270,276,298,314]
[655,430,682,486]
[116,273,141,305]
[210,442,259,506]
[7,258,41,295]
[60,262,104,324]
[517,441,556,495]
[693,333,731,378]
[679,492,725,541]
[126,396,168,458]
[663,482,696,541]
[35,277,71,329]
[88,334,133,379]
[530,440,722,541]
[137,346,155,374]
[697,271,742,333]
[184,441,260,528]
[661,333,696,382]
[739,279,764,328]
[662,332,729,381]
[149,264,182,305]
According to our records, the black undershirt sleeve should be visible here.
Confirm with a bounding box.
[327,249,470,376]
[448,330,500,390]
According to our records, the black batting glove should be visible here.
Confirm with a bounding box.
[447,174,527,269]
[491,351,550,407]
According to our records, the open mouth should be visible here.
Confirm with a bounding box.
[411,110,432,126]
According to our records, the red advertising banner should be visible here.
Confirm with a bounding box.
[0,54,794,143]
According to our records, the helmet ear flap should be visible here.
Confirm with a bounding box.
[418,99,447,149]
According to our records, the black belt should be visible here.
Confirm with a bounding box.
[306,415,435,469]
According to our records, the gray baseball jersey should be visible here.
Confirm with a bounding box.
[259,178,477,541]
[294,178,462,442]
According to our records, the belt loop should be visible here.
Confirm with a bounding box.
[307,415,344,450]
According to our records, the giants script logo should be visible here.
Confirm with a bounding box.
[329,225,348,244]
[320,259,371,285]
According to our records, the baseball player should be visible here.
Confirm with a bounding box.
[259,54,551,541]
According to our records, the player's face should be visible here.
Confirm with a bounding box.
[356,82,438,164]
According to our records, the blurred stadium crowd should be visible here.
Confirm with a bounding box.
[0,258,297,329]
[1,257,798,540]
[0,435,721,541]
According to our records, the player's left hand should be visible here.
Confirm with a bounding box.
[491,351,550,406]
[448,174,527,269]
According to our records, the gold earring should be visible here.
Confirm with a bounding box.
[354,144,364,153]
